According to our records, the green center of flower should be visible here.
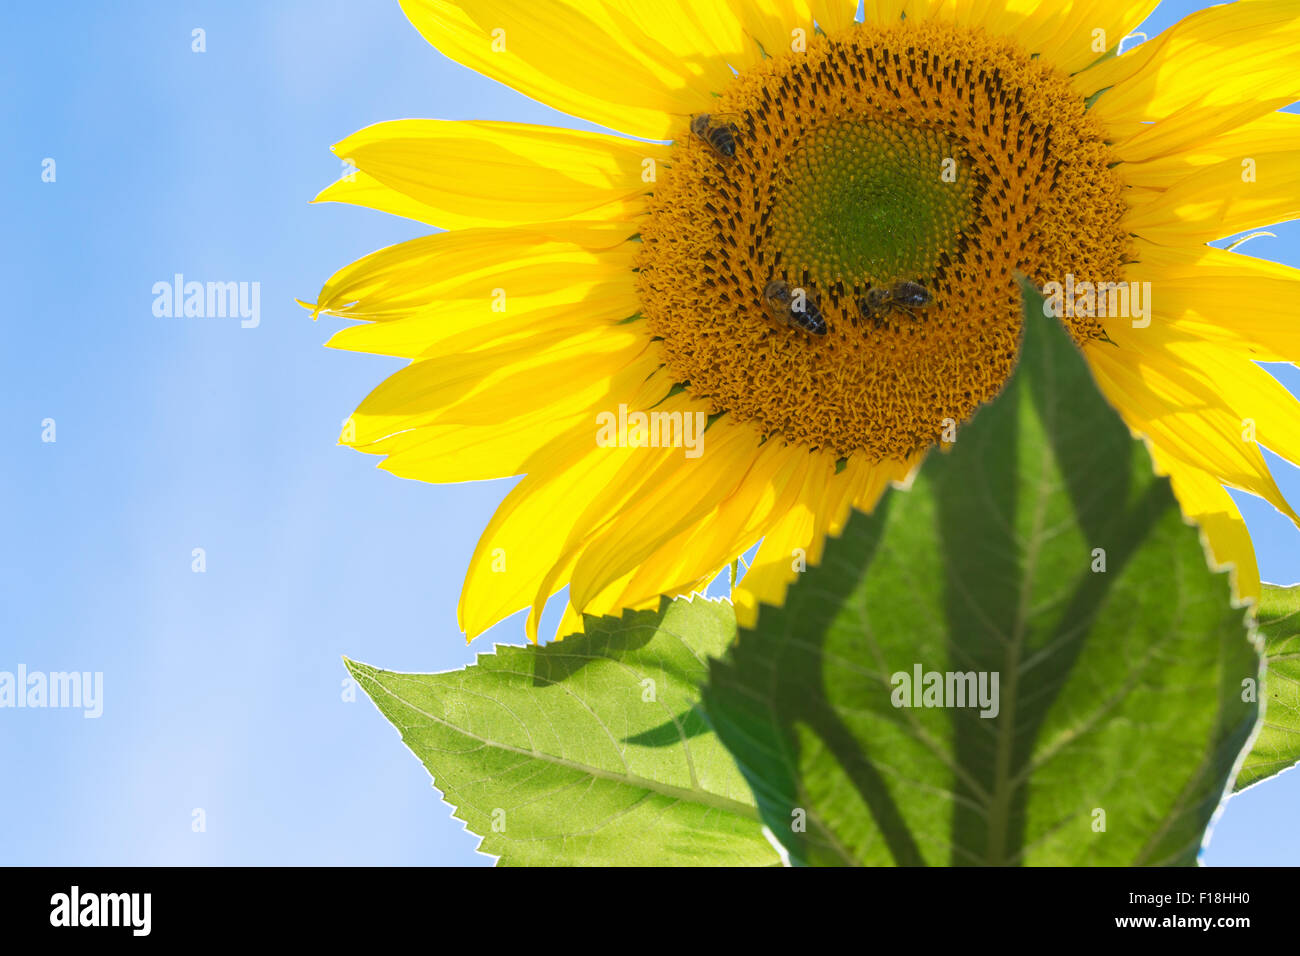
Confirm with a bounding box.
[769,120,975,288]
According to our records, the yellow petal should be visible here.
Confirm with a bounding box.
[1118,242,1300,361]
[326,278,640,360]
[1119,111,1300,191]
[1125,149,1300,245]
[732,455,834,628]
[1086,342,1300,524]
[347,327,651,448]
[1131,237,1299,282]
[567,418,768,612]
[599,0,755,80]
[1146,343,1300,484]
[554,600,589,641]
[605,439,816,610]
[728,0,813,66]
[601,448,916,625]
[870,0,909,24]
[314,222,638,341]
[928,0,1157,74]
[1151,448,1261,603]
[1076,0,1300,125]
[1011,0,1159,74]
[728,450,917,629]
[460,390,709,638]
[564,566,714,641]
[811,0,861,33]
[319,120,663,230]
[358,353,670,483]
[311,169,446,226]
[398,0,744,139]
[1110,98,1298,166]
[849,451,920,512]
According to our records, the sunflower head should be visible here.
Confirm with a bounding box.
[638,20,1131,460]
[313,1,1300,639]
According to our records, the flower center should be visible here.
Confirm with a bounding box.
[769,119,975,289]
[636,19,1131,460]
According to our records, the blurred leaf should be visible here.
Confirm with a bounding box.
[347,597,779,866]
[702,285,1260,866]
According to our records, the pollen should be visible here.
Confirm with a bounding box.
[635,20,1132,459]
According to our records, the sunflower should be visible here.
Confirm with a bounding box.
[307,0,1300,642]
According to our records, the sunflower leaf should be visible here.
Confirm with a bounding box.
[701,284,1261,866]
[1234,583,1300,790]
[345,597,780,866]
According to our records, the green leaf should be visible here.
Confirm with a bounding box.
[702,284,1261,866]
[1235,583,1300,790]
[346,597,780,866]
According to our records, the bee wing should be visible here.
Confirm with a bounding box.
[706,110,746,130]
[678,110,744,121]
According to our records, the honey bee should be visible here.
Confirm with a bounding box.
[764,279,827,336]
[858,280,934,326]
[690,113,741,161]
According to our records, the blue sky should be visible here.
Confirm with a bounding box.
[1,0,1297,866]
